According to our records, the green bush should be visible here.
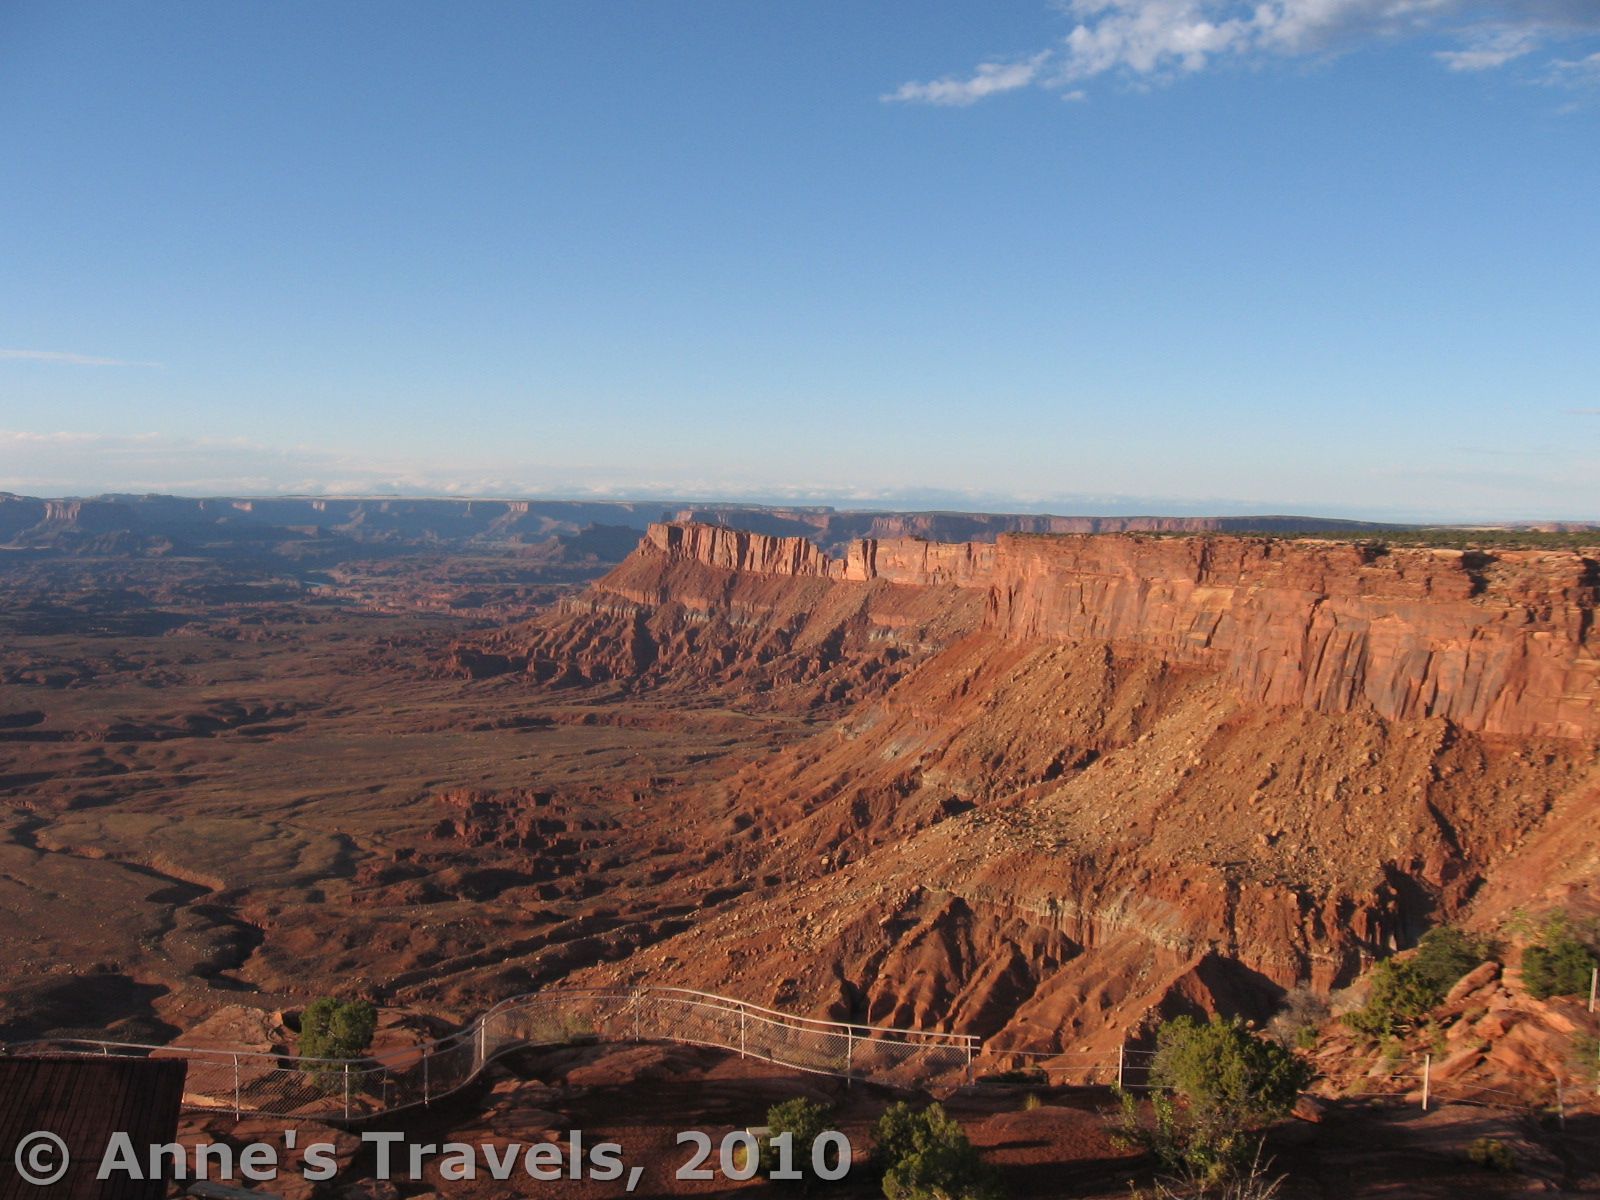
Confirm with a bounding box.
[1345,959,1437,1037]
[872,1101,925,1176]
[1116,1016,1310,1186]
[1152,1016,1311,1130]
[1346,926,1486,1037]
[1522,914,1598,1000]
[872,1102,1002,1200]
[762,1097,835,1182]
[1114,1089,1207,1178]
[298,996,377,1061]
[1411,926,1488,993]
[1467,1137,1516,1172]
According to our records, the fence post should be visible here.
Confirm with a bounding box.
[232,1054,241,1120]
[423,1048,430,1106]
[845,1027,854,1087]
[1589,966,1596,1015]
[1556,1075,1565,1131]
[739,1007,747,1059]
[1421,1054,1431,1112]
[1117,1042,1125,1091]
[478,1016,487,1069]
[966,1037,974,1086]
[343,1063,351,1121]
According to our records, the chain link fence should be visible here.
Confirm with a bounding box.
[7,987,979,1123]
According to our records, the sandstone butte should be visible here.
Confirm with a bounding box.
[476,522,1600,1063]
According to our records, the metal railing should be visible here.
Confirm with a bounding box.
[7,987,980,1123]
[978,1045,1587,1119]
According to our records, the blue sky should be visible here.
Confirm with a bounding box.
[1,1,1597,520]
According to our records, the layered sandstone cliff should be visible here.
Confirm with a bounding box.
[617,523,1598,739]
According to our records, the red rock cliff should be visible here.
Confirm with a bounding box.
[985,535,1598,739]
[644,521,831,577]
[633,523,1599,739]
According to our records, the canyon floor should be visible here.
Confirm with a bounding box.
[0,554,808,1044]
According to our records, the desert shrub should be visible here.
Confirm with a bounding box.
[1346,926,1486,1038]
[1022,1092,1042,1111]
[1467,1137,1516,1172]
[872,1101,925,1176]
[1345,959,1435,1037]
[1153,1017,1311,1131]
[298,996,377,1061]
[1522,914,1598,1000]
[1411,926,1488,992]
[873,1102,1002,1200]
[1114,1089,1201,1177]
[1128,1141,1285,1199]
[1376,1036,1405,1072]
[1116,1017,1310,1186]
[1266,986,1329,1050]
[762,1097,835,1182]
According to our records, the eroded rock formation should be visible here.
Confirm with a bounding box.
[485,523,1599,1058]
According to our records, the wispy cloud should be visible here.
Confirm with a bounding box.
[885,1,1600,104]
[1435,26,1539,70]
[0,348,163,368]
[882,52,1049,105]
[1549,48,1600,80]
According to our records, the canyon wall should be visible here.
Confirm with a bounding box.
[627,522,1599,739]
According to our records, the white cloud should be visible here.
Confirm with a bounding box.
[1436,27,1539,70]
[1057,0,1250,78]
[885,0,1600,102]
[882,52,1049,105]
[0,348,163,368]
[1551,48,1600,76]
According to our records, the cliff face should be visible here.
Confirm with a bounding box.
[621,522,1599,739]
[493,522,986,707]
[987,536,1598,739]
[643,522,832,578]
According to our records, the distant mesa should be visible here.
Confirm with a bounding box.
[3,490,1582,565]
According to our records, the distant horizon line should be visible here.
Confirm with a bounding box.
[2,488,1594,530]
